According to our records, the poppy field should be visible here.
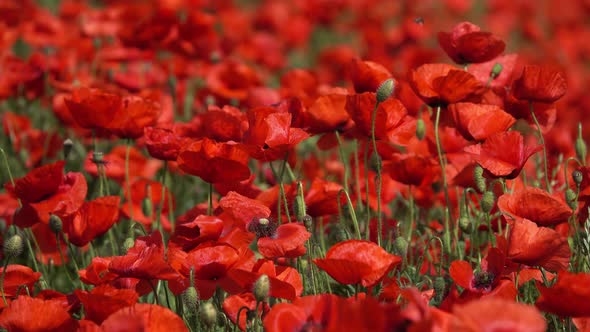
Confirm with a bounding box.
[1,0,590,331]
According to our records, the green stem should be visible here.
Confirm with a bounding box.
[433,105,452,256]
[529,102,551,192]
[338,189,361,239]
[335,131,349,192]
[370,101,383,247]
[207,182,213,216]
[1,259,10,305]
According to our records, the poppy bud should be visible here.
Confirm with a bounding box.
[141,197,153,217]
[123,237,135,253]
[370,152,382,172]
[253,274,270,302]
[474,165,486,193]
[200,302,218,328]
[92,151,104,164]
[63,138,73,159]
[182,286,199,314]
[49,214,63,234]
[4,233,24,258]
[480,191,495,214]
[459,216,471,234]
[457,241,466,254]
[490,63,503,79]
[293,182,306,222]
[303,214,313,231]
[576,124,587,163]
[332,224,349,242]
[393,237,408,256]
[434,276,446,297]
[566,188,578,210]
[415,118,425,140]
[376,79,395,103]
[573,170,583,187]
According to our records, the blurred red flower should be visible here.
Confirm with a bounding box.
[99,303,188,332]
[438,21,505,64]
[0,296,79,332]
[75,284,138,324]
[410,63,484,106]
[536,271,590,317]
[497,187,572,227]
[348,58,393,94]
[512,65,567,103]
[452,298,546,331]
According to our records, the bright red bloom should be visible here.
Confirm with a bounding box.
[0,265,42,299]
[100,303,188,332]
[303,179,345,218]
[0,296,79,332]
[507,218,570,272]
[464,131,542,179]
[223,292,270,331]
[109,231,179,281]
[387,153,439,186]
[228,259,303,301]
[348,58,393,93]
[84,145,161,184]
[256,222,311,259]
[62,196,120,247]
[449,102,516,141]
[468,54,518,88]
[198,105,247,142]
[6,161,87,228]
[512,65,567,103]
[79,257,118,286]
[438,22,505,64]
[218,191,271,231]
[497,187,572,227]
[169,215,224,252]
[314,240,401,287]
[536,271,590,317]
[409,63,484,106]
[75,285,138,324]
[305,92,350,134]
[144,126,192,161]
[452,298,546,331]
[206,59,262,102]
[177,138,251,183]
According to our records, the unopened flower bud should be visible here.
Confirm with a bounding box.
[490,63,503,79]
[573,170,584,187]
[434,276,446,296]
[303,214,313,231]
[49,214,63,234]
[4,234,24,258]
[576,123,587,163]
[92,151,104,164]
[376,79,395,103]
[459,216,471,234]
[141,197,153,217]
[566,188,578,210]
[123,237,135,253]
[293,182,306,222]
[200,302,218,328]
[63,138,73,159]
[182,286,199,314]
[480,191,495,214]
[253,274,270,302]
[415,118,425,140]
[393,237,408,256]
[474,165,486,193]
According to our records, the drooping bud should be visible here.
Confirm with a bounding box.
[490,63,503,79]
[63,138,73,159]
[480,191,495,214]
[459,216,471,234]
[393,237,408,256]
[303,214,313,231]
[4,234,24,258]
[200,302,218,328]
[182,286,199,314]
[573,170,584,187]
[376,79,395,103]
[293,182,306,222]
[566,188,578,210]
[576,123,587,163]
[474,165,486,193]
[415,118,425,140]
[253,274,270,302]
[49,214,63,234]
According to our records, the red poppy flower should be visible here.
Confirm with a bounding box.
[507,218,570,272]
[536,271,590,317]
[243,107,309,161]
[256,222,311,259]
[504,94,557,134]
[314,240,401,287]
[177,138,251,183]
[0,265,42,299]
[63,87,121,132]
[512,65,567,103]
[84,145,162,184]
[0,296,79,332]
[438,21,506,64]
[305,92,350,134]
[223,292,270,331]
[198,105,247,142]
[464,131,542,179]
[120,178,173,232]
[100,303,188,332]
[144,126,193,161]
[386,153,439,186]
[109,231,179,281]
[468,54,518,88]
[206,59,262,102]
[6,161,87,228]
[345,92,416,145]
[218,191,271,231]
[497,187,572,227]
[409,63,484,106]
[79,257,118,286]
[449,102,516,141]
[303,178,344,218]
[348,58,393,93]
[169,215,224,252]
[452,298,546,331]
[228,259,303,301]
[75,285,138,324]
[62,196,120,247]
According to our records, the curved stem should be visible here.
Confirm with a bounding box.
[529,102,551,192]
[433,106,452,256]
[1,258,10,305]
[370,101,383,247]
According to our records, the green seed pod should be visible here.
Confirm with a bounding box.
[293,182,306,222]
[393,237,408,256]
[459,216,471,234]
[566,188,578,210]
[4,234,24,258]
[376,79,395,103]
[253,274,270,302]
[480,191,495,214]
[49,214,63,234]
[200,302,218,328]
[490,63,503,79]
[473,165,486,193]
[182,286,199,314]
[573,170,584,187]
[415,118,426,140]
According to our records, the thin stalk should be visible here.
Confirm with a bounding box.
[529,102,551,192]
[1,259,10,305]
[369,101,383,247]
[433,105,452,255]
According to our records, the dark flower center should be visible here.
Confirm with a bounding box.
[472,270,495,290]
[248,218,278,238]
